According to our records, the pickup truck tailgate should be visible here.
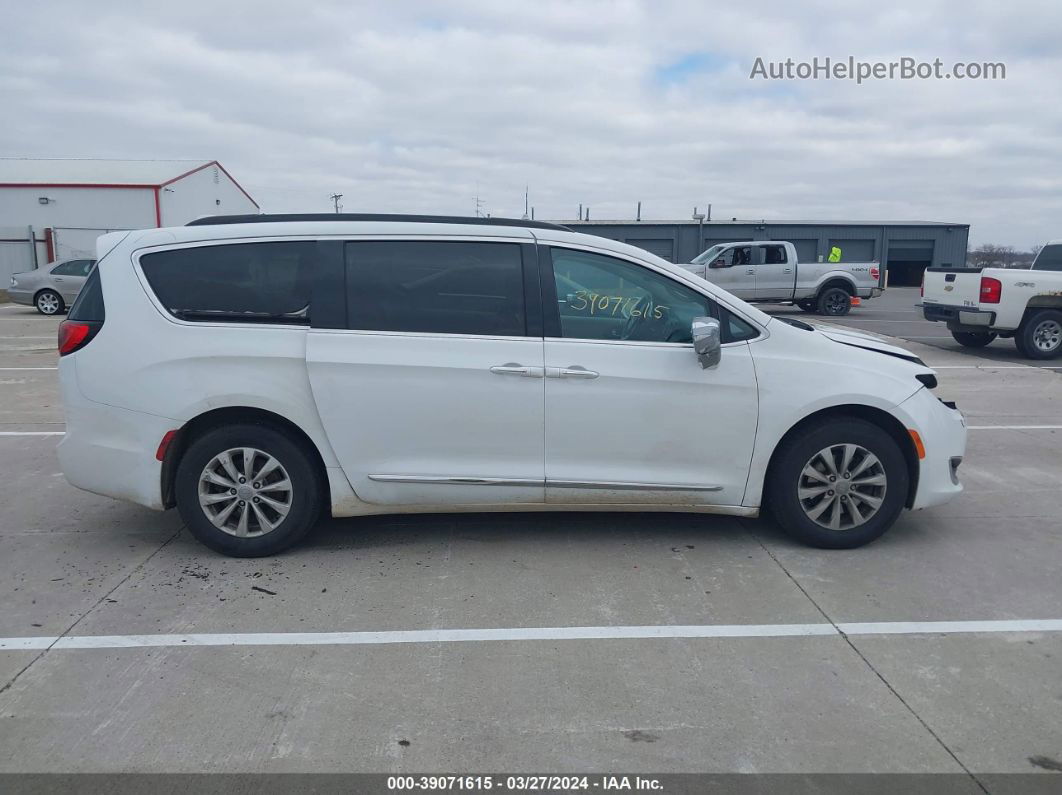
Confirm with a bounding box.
[922,267,983,309]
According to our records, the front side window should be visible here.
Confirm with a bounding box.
[549,248,720,344]
[140,242,315,324]
[345,241,525,336]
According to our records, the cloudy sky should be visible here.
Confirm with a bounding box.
[3,0,1059,246]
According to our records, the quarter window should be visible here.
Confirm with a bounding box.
[140,242,315,324]
[549,248,719,344]
[345,241,526,336]
[1034,244,1062,272]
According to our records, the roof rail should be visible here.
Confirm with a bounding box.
[186,213,571,232]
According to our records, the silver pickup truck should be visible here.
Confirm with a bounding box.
[680,240,885,316]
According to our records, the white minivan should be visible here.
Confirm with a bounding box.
[57,215,966,556]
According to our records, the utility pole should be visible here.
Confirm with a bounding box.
[329,193,343,213]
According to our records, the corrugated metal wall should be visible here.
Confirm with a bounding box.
[562,221,969,286]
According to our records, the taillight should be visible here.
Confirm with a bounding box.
[870,266,880,281]
[58,320,100,356]
[979,276,1002,304]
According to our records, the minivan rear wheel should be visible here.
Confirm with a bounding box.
[175,424,322,556]
[768,418,908,549]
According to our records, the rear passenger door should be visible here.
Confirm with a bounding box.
[753,244,795,299]
[306,238,546,506]
[51,260,93,302]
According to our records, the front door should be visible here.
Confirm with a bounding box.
[307,239,545,506]
[702,245,755,299]
[541,246,760,507]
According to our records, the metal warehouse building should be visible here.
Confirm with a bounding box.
[560,219,969,286]
[0,158,259,283]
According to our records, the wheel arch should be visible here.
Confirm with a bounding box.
[33,287,64,308]
[160,406,331,510]
[764,404,920,510]
[817,277,856,297]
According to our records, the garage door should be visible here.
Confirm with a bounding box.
[828,239,875,261]
[626,238,675,262]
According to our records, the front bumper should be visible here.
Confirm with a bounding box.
[897,386,967,510]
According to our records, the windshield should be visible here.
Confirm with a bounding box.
[691,244,727,265]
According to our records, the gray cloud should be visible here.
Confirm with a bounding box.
[2,0,1059,246]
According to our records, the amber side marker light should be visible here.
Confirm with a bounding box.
[908,429,926,460]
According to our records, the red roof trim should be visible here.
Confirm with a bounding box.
[0,182,154,189]
[0,160,260,210]
[159,160,260,209]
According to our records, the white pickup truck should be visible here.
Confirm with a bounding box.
[922,240,1062,359]
[681,240,884,316]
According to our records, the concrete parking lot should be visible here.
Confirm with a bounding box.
[0,288,1060,783]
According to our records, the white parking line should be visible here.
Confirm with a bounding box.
[2,618,1060,651]
[931,365,1062,369]
[0,367,57,371]
[0,431,64,436]
[966,425,1062,430]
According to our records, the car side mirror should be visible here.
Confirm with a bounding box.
[709,259,726,269]
[691,317,721,369]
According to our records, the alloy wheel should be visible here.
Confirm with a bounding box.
[197,447,293,537]
[37,293,60,314]
[797,443,887,531]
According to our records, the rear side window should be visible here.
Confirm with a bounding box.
[762,245,787,264]
[52,259,92,276]
[1033,245,1062,271]
[67,267,105,322]
[140,242,315,324]
[345,241,526,336]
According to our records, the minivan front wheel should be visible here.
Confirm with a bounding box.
[175,424,322,556]
[768,418,908,549]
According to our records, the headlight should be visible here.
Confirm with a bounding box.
[8,277,15,287]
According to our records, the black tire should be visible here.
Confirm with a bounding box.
[950,330,997,348]
[175,423,323,556]
[35,289,64,315]
[768,418,909,549]
[817,287,851,316]
[1014,310,1062,360]
[797,300,817,313]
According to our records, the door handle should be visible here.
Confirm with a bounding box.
[546,366,599,379]
[782,267,793,273]
[490,364,544,378]
[746,268,755,275]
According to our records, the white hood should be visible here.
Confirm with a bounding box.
[808,322,926,365]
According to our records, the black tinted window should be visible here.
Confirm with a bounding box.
[67,267,105,322]
[763,245,787,264]
[140,242,314,324]
[345,241,525,336]
[1034,245,1062,271]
